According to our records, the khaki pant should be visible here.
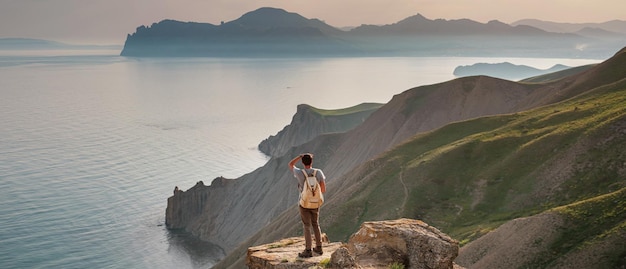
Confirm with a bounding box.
[299,205,322,249]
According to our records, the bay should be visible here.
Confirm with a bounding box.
[0,50,598,268]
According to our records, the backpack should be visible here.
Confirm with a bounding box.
[299,169,324,209]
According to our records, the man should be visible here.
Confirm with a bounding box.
[288,153,326,258]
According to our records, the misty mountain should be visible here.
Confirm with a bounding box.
[227,7,343,36]
[121,7,621,58]
[512,18,626,35]
[574,27,625,38]
[0,37,121,50]
[0,38,67,49]
[121,7,355,57]
[348,14,552,36]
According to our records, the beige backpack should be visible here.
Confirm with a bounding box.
[299,169,324,209]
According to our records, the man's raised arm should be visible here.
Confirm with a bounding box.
[288,155,302,172]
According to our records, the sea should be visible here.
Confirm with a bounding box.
[0,49,599,269]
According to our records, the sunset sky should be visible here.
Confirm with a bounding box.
[1,0,625,44]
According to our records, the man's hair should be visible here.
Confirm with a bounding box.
[301,154,313,166]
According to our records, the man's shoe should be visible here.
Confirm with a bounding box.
[313,246,323,255]
[298,249,312,258]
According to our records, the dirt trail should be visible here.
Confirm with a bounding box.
[398,168,409,214]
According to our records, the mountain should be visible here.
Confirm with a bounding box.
[209,47,626,268]
[0,38,120,50]
[575,27,625,38]
[121,8,621,58]
[0,38,67,49]
[120,7,354,57]
[453,62,572,80]
[349,14,550,36]
[513,19,626,35]
[228,7,343,36]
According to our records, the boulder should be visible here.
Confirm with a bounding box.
[347,219,459,269]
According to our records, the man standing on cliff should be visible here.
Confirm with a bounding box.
[288,153,326,258]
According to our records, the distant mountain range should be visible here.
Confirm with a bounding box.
[512,19,626,35]
[0,38,121,50]
[121,7,626,58]
[0,38,68,49]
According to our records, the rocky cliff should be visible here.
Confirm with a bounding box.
[258,103,382,157]
[247,219,461,269]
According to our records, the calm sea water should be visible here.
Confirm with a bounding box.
[0,49,598,269]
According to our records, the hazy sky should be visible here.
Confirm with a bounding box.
[1,0,625,44]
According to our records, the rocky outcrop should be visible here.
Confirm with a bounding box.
[246,235,343,269]
[247,219,460,269]
[258,103,382,157]
[347,219,459,269]
[166,179,231,229]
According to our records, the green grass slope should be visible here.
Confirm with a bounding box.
[456,186,626,269]
[323,75,626,239]
[319,76,626,268]
[545,186,626,268]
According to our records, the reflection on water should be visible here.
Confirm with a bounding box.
[167,229,225,268]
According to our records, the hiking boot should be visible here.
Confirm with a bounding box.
[298,249,312,258]
[313,246,323,255]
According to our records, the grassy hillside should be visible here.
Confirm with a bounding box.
[321,75,626,260]
[456,186,626,268]
[545,186,626,268]
[213,48,626,268]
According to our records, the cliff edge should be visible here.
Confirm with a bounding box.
[247,219,461,269]
[258,103,383,157]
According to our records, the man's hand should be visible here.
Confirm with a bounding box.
[288,155,302,171]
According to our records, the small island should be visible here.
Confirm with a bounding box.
[453,62,570,80]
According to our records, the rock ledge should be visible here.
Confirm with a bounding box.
[247,218,462,269]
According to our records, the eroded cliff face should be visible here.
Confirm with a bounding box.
[166,178,232,229]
